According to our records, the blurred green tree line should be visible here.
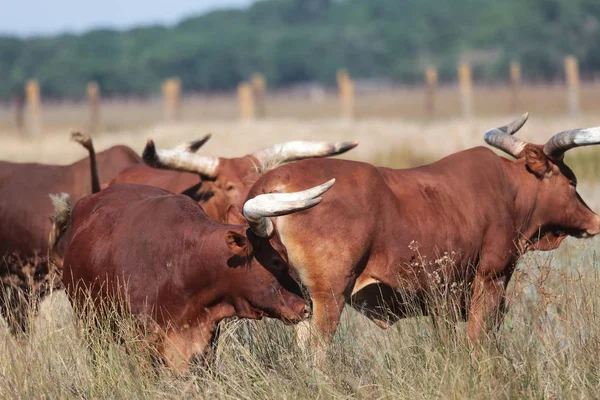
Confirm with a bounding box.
[1,0,599,99]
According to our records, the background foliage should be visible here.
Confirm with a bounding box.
[2,0,600,99]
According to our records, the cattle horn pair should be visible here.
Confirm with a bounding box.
[143,134,219,177]
[243,179,336,237]
[143,140,358,178]
[485,113,600,161]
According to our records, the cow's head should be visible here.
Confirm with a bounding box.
[222,179,335,324]
[485,114,600,250]
[143,139,356,222]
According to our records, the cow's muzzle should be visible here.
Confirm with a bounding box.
[282,304,311,325]
[584,215,600,237]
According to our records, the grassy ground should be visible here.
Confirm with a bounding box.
[0,235,599,399]
[1,110,600,398]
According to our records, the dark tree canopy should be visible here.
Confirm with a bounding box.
[1,0,599,99]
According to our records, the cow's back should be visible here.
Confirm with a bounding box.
[0,161,26,187]
[375,146,517,259]
[0,163,79,255]
[63,183,221,323]
[0,145,141,257]
[108,164,201,194]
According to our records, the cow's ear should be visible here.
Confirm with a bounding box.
[525,146,552,178]
[225,231,253,259]
[225,205,246,225]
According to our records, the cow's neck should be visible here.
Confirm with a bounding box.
[506,160,550,251]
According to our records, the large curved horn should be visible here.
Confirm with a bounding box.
[252,141,358,166]
[242,179,335,237]
[143,138,219,178]
[543,127,600,161]
[483,113,529,158]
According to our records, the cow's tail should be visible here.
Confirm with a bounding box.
[48,193,72,269]
[71,131,101,194]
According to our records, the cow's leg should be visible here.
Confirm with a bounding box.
[466,260,513,341]
[162,323,215,372]
[295,290,346,365]
[294,320,311,351]
[294,276,351,364]
[311,289,346,341]
[295,294,346,351]
[203,320,222,366]
[275,210,370,357]
[161,305,235,372]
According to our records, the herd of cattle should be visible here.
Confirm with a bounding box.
[1,112,599,370]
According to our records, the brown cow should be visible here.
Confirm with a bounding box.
[50,179,335,371]
[0,133,143,335]
[0,133,142,259]
[243,114,600,354]
[140,140,357,222]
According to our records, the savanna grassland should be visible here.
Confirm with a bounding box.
[1,89,600,399]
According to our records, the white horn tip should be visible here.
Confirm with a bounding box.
[182,133,212,152]
[313,178,336,198]
[574,127,600,144]
[509,112,529,134]
[334,141,358,154]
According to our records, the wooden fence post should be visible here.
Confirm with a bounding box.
[238,82,255,121]
[162,78,181,121]
[458,62,473,119]
[425,66,438,117]
[510,61,521,113]
[87,81,100,133]
[564,55,580,116]
[14,93,24,134]
[337,69,354,120]
[251,73,266,118]
[25,79,41,137]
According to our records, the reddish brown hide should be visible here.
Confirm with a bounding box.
[53,182,335,371]
[0,141,141,259]
[245,115,600,350]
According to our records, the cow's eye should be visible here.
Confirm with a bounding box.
[569,180,577,188]
[272,259,285,270]
[199,191,214,200]
[227,184,235,191]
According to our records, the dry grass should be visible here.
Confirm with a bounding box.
[2,113,600,171]
[2,101,600,397]
[0,235,599,399]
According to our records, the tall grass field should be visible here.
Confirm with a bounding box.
[1,108,600,398]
